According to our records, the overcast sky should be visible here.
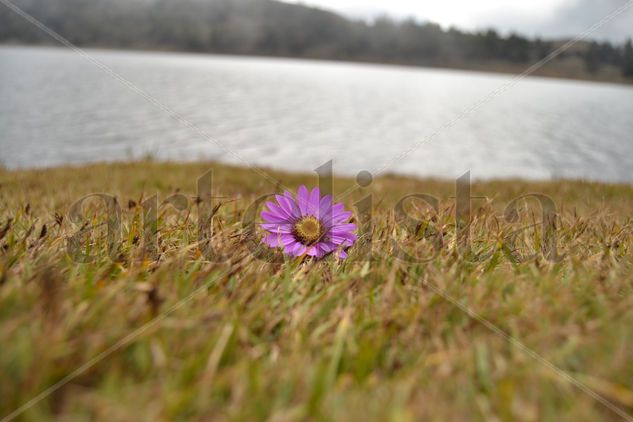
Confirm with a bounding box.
[287,0,633,43]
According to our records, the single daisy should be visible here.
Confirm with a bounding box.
[261,185,357,259]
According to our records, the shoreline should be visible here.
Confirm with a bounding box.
[3,42,633,88]
[3,159,633,190]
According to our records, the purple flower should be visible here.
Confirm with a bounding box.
[260,185,357,259]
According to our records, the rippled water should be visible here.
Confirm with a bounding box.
[1,46,633,182]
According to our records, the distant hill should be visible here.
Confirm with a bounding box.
[1,0,633,83]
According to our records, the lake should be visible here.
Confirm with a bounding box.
[1,46,633,183]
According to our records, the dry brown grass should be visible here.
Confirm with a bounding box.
[1,161,633,421]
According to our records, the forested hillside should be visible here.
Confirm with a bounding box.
[1,0,632,81]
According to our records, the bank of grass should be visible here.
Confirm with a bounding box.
[1,161,633,421]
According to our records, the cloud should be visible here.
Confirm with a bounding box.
[479,0,633,42]
[287,0,633,43]
[539,0,633,42]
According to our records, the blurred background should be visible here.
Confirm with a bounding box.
[0,0,632,182]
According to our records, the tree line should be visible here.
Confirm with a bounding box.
[1,0,632,78]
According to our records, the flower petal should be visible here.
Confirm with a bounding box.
[291,243,307,256]
[331,203,345,215]
[314,245,328,258]
[261,223,293,233]
[319,194,333,222]
[297,185,309,216]
[265,201,289,218]
[276,193,300,218]
[318,242,335,254]
[280,233,297,246]
[330,232,358,245]
[330,223,356,233]
[261,211,291,224]
[263,233,282,247]
[306,245,320,257]
[307,187,321,216]
[332,210,353,223]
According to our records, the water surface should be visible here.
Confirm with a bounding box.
[1,46,632,182]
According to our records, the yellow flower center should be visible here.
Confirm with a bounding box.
[293,216,323,245]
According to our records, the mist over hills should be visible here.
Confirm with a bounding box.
[1,0,632,82]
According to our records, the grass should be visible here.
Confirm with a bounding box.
[1,160,633,421]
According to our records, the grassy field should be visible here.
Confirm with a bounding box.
[1,161,633,421]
